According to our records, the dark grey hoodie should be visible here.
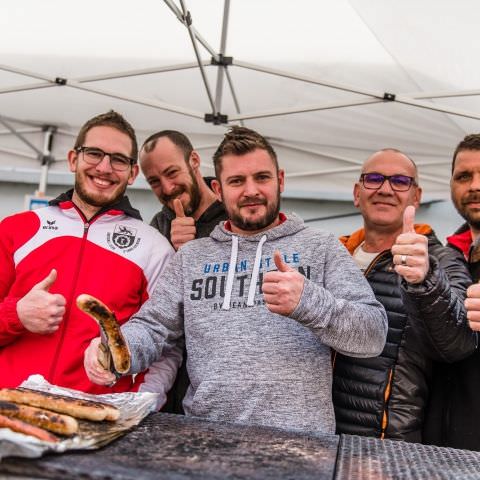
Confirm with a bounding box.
[123,214,387,433]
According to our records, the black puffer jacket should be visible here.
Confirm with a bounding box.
[333,225,475,442]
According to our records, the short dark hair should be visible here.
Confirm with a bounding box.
[141,130,193,162]
[213,126,278,178]
[74,110,138,161]
[452,134,480,173]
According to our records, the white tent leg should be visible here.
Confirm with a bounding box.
[38,126,56,195]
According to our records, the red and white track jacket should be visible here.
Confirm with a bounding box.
[0,191,178,395]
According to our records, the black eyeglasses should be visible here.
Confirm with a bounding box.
[75,146,135,172]
[360,173,416,192]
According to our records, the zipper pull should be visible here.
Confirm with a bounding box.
[84,222,90,233]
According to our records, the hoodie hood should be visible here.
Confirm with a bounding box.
[211,212,305,243]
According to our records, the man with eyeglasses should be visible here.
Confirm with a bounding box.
[332,148,475,442]
[0,111,181,403]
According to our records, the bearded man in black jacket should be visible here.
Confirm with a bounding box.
[424,135,480,450]
[140,130,227,414]
[333,148,475,442]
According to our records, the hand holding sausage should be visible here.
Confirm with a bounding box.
[84,337,117,386]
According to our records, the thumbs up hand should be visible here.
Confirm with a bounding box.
[16,269,67,334]
[465,283,480,331]
[262,251,305,316]
[391,206,429,284]
[170,198,196,251]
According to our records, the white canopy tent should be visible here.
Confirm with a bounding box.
[0,0,475,235]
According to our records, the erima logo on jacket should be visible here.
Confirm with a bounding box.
[42,219,58,230]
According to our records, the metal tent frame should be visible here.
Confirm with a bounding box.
[0,0,477,198]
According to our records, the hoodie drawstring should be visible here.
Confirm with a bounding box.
[222,234,267,310]
[222,235,239,310]
[247,235,267,306]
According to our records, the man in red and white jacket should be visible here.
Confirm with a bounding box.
[0,111,179,402]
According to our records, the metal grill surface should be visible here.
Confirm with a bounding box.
[336,434,480,480]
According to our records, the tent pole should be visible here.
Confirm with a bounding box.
[0,128,41,136]
[234,60,382,97]
[214,0,231,114]
[66,79,204,118]
[0,146,38,159]
[76,61,205,83]
[0,62,206,95]
[163,0,218,58]
[0,116,42,156]
[229,98,381,121]
[179,0,216,113]
[38,126,56,195]
[225,68,244,125]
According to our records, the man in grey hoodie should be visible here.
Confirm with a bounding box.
[85,126,387,434]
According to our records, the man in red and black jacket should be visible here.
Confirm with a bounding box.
[0,111,179,402]
[424,134,480,451]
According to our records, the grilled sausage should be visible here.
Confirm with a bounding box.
[0,400,78,435]
[0,413,59,443]
[0,388,119,422]
[76,294,131,375]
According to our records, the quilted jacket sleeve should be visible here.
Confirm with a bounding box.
[400,236,477,363]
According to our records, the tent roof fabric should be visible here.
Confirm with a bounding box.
[0,0,477,201]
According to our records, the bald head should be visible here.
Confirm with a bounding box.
[362,149,418,183]
[354,148,422,237]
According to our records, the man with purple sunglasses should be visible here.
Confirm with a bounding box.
[332,148,475,443]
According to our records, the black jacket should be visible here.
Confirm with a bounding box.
[333,225,475,442]
[149,181,227,414]
[424,223,480,450]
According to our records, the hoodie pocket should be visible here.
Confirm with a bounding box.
[189,380,334,433]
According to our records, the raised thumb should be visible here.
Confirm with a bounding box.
[274,250,293,273]
[32,269,57,292]
[173,198,185,218]
[402,205,416,234]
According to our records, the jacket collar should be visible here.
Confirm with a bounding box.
[340,223,433,255]
[446,223,471,256]
[49,189,142,220]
